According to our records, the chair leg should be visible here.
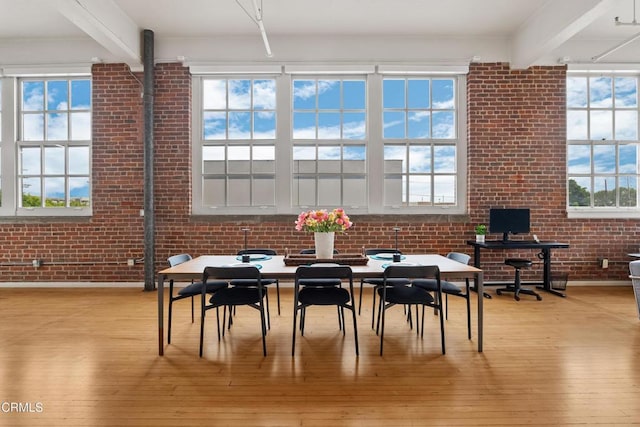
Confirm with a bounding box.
[445,294,449,320]
[350,305,359,356]
[466,281,472,340]
[259,302,267,356]
[358,280,364,315]
[199,309,206,358]
[275,280,281,315]
[379,301,386,356]
[168,297,174,345]
[371,287,378,329]
[421,305,425,338]
[191,295,195,323]
[438,300,446,355]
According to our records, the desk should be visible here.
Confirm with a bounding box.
[467,240,569,297]
[156,254,484,354]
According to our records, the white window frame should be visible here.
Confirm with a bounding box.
[566,71,640,219]
[191,66,468,216]
[0,71,92,218]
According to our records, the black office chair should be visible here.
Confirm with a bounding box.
[235,249,281,315]
[496,258,542,301]
[292,264,359,356]
[358,249,411,321]
[376,265,445,356]
[412,252,472,339]
[199,265,268,357]
[166,254,228,344]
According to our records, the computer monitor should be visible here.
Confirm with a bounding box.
[489,208,530,242]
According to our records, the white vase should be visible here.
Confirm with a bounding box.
[476,235,485,243]
[314,232,335,259]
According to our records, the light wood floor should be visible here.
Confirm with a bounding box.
[0,285,639,426]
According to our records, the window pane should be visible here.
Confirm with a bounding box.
[408,111,430,138]
[343,112,365,140]
[409,146,430,173]
[383,79,405,109]
[568,177,591,206]
[567,111,588,140]
[47,112,68,140]
[408,175,430,205]
[619,144,638,173]
[293,80,316,109]
[47,80,68,110]
[253,176,275,205]
[69,177,90,206]
[23,114,44,140]
[432,111,455,139]
[228,112,250,139]
[384,174,404,206]
[318,112,340,139]
[293,112,316,139]
[44,146,65,174]
[383,111,405,138]
[343,80,365,109]
[293,176,316,206]
[228,177,251,206]
[432,79,454,109]
[318,80,340,109]
[69,146,90,175]
[408,79,429,109]
[21,177,41,207]
[20,147,41,175]
[594,145,615,173]
[590,110,612,140]
[318,176,341,205]
[567,77,588,107]
[254,111,275,139]
[22,81,44,111]
[594,176,616,206]
[615,110,637,140]
[590,76,612,108]
[384,145,406,173]
[44,177,65,206]
[615,77,637,107]
[619,176,637,207]
[228,80,250,109]
[434,145,456,173]
[253,80,276,110]
[204,112,226,140]
[434,175,455,204]
[344,175,367,206]
[202,177,226,206]
[71,80,91,110]
[71,112,91,140]
[203,80,226,109]
[567,145,591,174]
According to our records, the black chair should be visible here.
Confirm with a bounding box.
[292,264,359,356]
[166,254,228,344]
[235,249,281,315]
[358,248,411,320]
[199,265,268,357]
[496,258,541,301]
[377,265,445,356]
[412,252,472,339]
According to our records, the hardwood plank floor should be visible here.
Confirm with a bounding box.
[0,285,639,426]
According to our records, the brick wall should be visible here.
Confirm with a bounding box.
[0,62,637,283]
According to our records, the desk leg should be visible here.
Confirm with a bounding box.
[158,274,165,356]
[536,248,565,298]
[470,245,492,299]
[477,270,483,352]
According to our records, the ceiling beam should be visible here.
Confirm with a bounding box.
[55,0,141,69]
[510,0,617,69]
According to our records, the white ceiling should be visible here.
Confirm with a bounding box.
[1,0,640,70]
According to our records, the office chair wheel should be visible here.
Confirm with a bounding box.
[514,295,520,301]
[496,289,502,296]
[536,294,542,301]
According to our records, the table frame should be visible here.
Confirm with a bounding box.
[156,254,484,355]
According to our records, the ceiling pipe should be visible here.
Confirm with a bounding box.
[591,29,640,61]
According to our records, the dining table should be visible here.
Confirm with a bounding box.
[156,254,484,355]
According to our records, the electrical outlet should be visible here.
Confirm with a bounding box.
[32,259,41,268]
[127,259,135,266]
[599,258,609,268]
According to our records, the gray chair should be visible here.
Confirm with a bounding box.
[412,252,472,339]
[166,254,227,344]
[292,264,359,356]
[377,264,445,355]
[200,265,268,357]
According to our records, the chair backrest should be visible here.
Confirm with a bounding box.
[383,265,440,282]
[365,248,402,255]
[295,265,353,285]
[300,248,340,255]
[446,252,471,265]
[203,265,261,284]
[167,253,192,267]
[237,248,277,256]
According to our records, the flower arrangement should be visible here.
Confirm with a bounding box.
[295,208,353,233]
